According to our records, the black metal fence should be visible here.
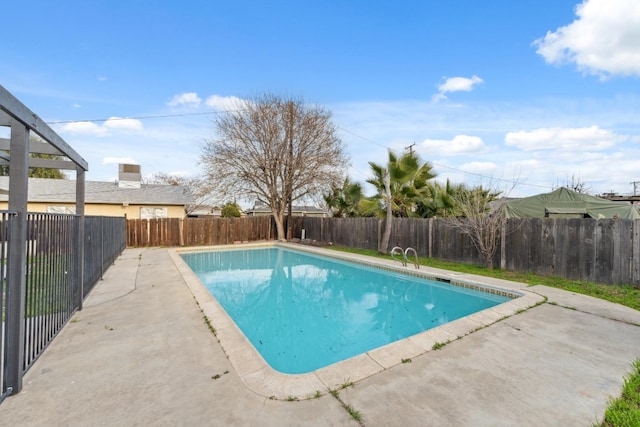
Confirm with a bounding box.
[0,212,15,404]
[84,216,127,295]
[1,212,126,403]
[23,213,77,371]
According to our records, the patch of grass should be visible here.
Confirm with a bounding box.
[339,379,354,389]
[202,314,217,336]
[432,341,447,350]
[211,370,229,380]
[344,404,363,422]
[401,358,412,363]
[327,246,640,311]
[286,395,299,402]
[597,359,640,427]
[328,387,365,426]
[17,254,76,317]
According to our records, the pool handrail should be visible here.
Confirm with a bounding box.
[390,246,407,267]
[405,247,420,269]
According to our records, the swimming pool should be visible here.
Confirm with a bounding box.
[180,245,512,374]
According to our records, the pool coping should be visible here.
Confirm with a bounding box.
[169,242,545,400]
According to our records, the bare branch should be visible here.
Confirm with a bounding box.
[200,93,349,240]
[444,181,514,269]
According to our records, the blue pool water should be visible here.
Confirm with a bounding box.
[181,247,510,374]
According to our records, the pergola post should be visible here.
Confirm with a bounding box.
[75,168,86,309]
[5,120,30,394]
[0,84,89,397]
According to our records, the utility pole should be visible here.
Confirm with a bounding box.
[631,181,640,196]
[286,101,294,240]
[405,142,416,154]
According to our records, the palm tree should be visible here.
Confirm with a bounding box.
[417,179,467,218]
[360,151,436,253]
[323,177,364,218]
[361,151,436,218]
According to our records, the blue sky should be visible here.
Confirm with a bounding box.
[2,0,640,200]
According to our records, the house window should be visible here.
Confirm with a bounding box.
[140,207,168,219]
[47,206,76,214]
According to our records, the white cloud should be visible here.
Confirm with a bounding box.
[103,117,143,131]
[505,126,626,151]
[419,135,486,156]
[534,0,640,78]
[438,76,484,93]
[460,161,499,175]
[167,92,202,108]
[205,94,244,110]
[59,121,108,136]
[432,76,483,102]
[57,117,142,137]
[102,157,137,165]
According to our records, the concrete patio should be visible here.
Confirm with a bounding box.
[1,246,639,426]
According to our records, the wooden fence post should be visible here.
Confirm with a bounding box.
[633,220,640,286]
[428,218,433,258]
[500,219,506,270]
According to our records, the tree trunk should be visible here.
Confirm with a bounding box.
[485,254,494,270]
[286,196,292,240]
[273,212,287,241]
[379,171,392,254]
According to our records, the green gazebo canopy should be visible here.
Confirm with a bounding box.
[503,187,640,219]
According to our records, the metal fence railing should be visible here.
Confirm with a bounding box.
[1,212,126,404]
[0,211,16,403]
[84,216,127,296]
[23,213,77,371]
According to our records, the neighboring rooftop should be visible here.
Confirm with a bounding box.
[0,176,194,206]
[245,204,328,216]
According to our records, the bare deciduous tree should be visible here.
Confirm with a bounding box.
[147,173,216,215]
[201,93,348,240]
[554,173,591,194]
[445,184,506,269]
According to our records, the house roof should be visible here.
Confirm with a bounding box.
[503,187,640,219]
[0,177,194,206]
[245,205,327,214]
[187,204,222,216]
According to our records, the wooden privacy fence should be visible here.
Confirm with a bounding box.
[126,216,640,286]
[299,217,640,287]
[127,216,284,247]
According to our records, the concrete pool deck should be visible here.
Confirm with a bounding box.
[1,246,639,426]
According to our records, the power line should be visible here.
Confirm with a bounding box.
[45,109,239,125]
[337,125,552,191]
[45,110,553,192]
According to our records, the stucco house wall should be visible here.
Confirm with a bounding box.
[0,177,194,219]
